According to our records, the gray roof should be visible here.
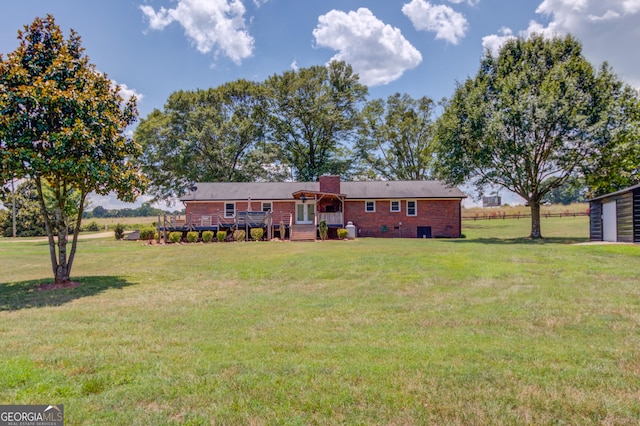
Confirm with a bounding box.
[181,180,465,201]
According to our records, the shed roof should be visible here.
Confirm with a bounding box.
[180,180,466,202]
[589,183,640,202]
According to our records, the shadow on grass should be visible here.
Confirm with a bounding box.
[454,237,589,245]
[0,276,134,311]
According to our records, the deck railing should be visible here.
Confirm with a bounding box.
[318,212,343,226]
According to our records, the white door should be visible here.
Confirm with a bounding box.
[295,202,315,224]
[602,201,617,242]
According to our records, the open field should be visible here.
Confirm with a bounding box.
[88,216,157,230]
[1,216,639,425]
[462,202,590,220]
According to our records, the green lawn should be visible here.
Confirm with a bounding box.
[1,216,639,425]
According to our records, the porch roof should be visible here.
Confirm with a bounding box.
[291,190,346,200]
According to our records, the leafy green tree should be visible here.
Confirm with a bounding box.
[0,181,46,237]
[542,177,587,205]
[136,80,283,201]
[434,34,640,239]
[0,15,145,284]
[357,93,436,180]
[264,61,368,181]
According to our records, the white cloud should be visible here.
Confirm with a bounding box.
[482,0,640,88]
[402,0,469,45]
[481,27,516,56]
[140,0,254,64]
[116,82,143,103]
[290,60,299,71]
[313,8,422,86]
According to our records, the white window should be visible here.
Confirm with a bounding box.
[407,200,417,216]
[390,200,401,212]
[365,201,376,212]
[262,202,272,212]
[224,202,235,218]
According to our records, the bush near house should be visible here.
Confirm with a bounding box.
[186,231,199,243]
[233,230,246,242]
[169,232,182,243]
[202,231,214,243]
[139,227,156,241]
[250,228,264,241]
[216,231,227,242]
[337,228,348,239]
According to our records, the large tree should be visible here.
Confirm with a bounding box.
[136,80,282,201]
[264,61,368,181]
[0,15,145,284]
[357,93,436,180]
[434,34,640,239]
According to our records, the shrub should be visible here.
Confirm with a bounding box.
[202,230,214,243]
[216,230,227,242]
[169,231,182,243]
[85,221,100,232]
[186,231,199,243]
[250,228,264,241]
[139,227,156,241]
[233,229,246,242]
[337,228,348,239]
[114,223,125,240]
[319,220,328,241]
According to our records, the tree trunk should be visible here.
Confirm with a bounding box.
[529,201,543,239]
[55,263,70,284]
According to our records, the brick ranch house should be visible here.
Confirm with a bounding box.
[169,176,466,240]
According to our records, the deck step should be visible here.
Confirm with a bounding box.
[290,225,317,241]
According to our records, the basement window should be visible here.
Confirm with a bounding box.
[365,201,376,212]
[390,200,401,212]
[262,202,272,212]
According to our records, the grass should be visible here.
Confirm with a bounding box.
[1,216,639,425]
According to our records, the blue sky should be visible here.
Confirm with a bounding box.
[2,0,639,208]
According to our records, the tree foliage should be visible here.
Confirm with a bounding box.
[357,93,436,180]
[0,181,45,237]
[135,80,284,201]
[434,34,640,238]
[0,15,145,283]
[264,61,368,181]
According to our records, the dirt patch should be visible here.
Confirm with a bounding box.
[37,281,81,291]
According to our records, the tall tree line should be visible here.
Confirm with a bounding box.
[134,61,442,202]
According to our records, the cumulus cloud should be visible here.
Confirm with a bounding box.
[313,8,422,86]
[116,82,143,103]
[402,0,469,45]
[140,0,254,64]
[481,27,516,56]
[482,0,640,88]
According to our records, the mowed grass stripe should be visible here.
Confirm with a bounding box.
[1,216,639,424]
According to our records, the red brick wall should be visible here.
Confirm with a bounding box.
[186,198,462,238]
[319,175,341,194]
[344,199,461,238]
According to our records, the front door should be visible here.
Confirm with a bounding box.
[296,202,315,224]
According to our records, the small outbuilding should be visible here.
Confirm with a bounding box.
[589,183,640,243]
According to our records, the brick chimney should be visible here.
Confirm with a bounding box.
[319,175,341,194]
